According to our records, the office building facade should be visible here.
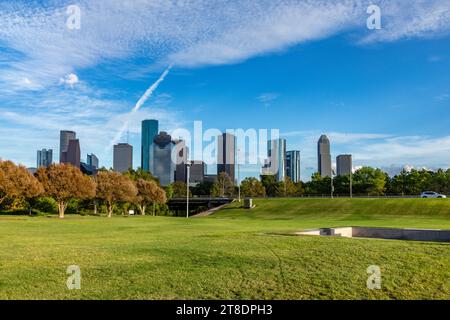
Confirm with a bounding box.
[66,139,81,168]
[37,149,53,168]
[337,155,352,176]
[151,132,175,186]
[87,153,99,169]
[262,139,286,182]
[286,150,301,183]
[318,135,332,177]
[141,120,159,172]
[217,133,236,183]
[60,130,76,163]
[113,143,133,173]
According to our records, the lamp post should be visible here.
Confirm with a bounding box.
[186,162,191,219]
[350,169,353,198]
[237,148,241,203]
[331,169,335,199]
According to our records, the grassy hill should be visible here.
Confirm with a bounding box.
[0,198,448,300]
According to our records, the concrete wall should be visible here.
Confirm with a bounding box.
[297,227,450,242]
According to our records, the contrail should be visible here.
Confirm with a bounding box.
[110,65,173,148]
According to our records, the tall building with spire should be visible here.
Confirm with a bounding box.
[141,120,159,172]
[318,135,332,177]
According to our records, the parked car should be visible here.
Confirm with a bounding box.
[420,191,447,198]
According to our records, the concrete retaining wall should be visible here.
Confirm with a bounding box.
[297,227,450,242]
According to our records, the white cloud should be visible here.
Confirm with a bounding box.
[1,0,449,93]
[59,73,79,87]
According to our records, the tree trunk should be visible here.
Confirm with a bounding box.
[141,205,146,216]
[107,202,113,218]
[58,202,66,219]
[153,202,156,216]
[93,199,97,215]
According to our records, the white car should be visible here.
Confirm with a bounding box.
[420,191,447,199]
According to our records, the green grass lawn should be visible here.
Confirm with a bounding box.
[0,198,449,300]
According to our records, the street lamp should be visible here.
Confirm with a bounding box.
[186,162,191,219]
[237,148,241,203]
[331,169,336,199]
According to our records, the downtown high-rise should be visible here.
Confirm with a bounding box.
[286,150,300,183]
[318,135,332,177]
[217,133,236,183]
[37,149,53,168]
[337,154,352,176]
[141,120,159,172]
[59,130,76,163]
[113,143,133,173]
[262,138,286,182]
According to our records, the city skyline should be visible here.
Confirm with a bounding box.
[0,1,449,180]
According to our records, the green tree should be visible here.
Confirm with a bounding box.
[171,181,192,198]
[352,167,387,196]
[240,177,266,197]
[212,172,234,197]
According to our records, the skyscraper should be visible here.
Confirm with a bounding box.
[151,132,175,186]
[337,155,352,176]
[174,139,188,183]
[37,149,53,168]
[262,139,286,182]
[113,143,133,173]
[87,153,99,169]
[217,133,236,183]
[318,135,332,177]
[60,130,76,163]
[141,120,159,172]
[286,150,301,183]
[66,139,81,168]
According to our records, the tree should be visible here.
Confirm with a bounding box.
[192,181,214,196]
[260,174,278,197]
[240,177,266,197]
[171,181,192,198]
[134,179,167,216]
[37,164,96,218]
[96,171,137,218]
[352,167,387,195]
[305,173,330,196]
[0,160,43,211]
[212,172,234,197]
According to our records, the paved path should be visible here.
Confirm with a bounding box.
[191,202,233,217]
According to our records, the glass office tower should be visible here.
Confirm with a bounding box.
[141,119,159,172]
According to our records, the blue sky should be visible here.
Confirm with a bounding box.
[0,0,449,180]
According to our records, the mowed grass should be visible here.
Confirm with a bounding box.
[0,198,449,300]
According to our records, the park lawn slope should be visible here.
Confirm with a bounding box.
[211,198,450,230]
[0,198,449,300]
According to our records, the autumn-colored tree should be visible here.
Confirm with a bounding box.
[0,160,44,210]
[96,171,137,218]
[36,164,96,218]
[134,179,167,216]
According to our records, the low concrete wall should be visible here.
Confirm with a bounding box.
[352,227,450,242]
[297,227,450,242]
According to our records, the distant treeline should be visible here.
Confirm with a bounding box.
[175,167,450,198]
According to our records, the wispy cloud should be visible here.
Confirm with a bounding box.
[1,1,450,92]
[257,93,279,107]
